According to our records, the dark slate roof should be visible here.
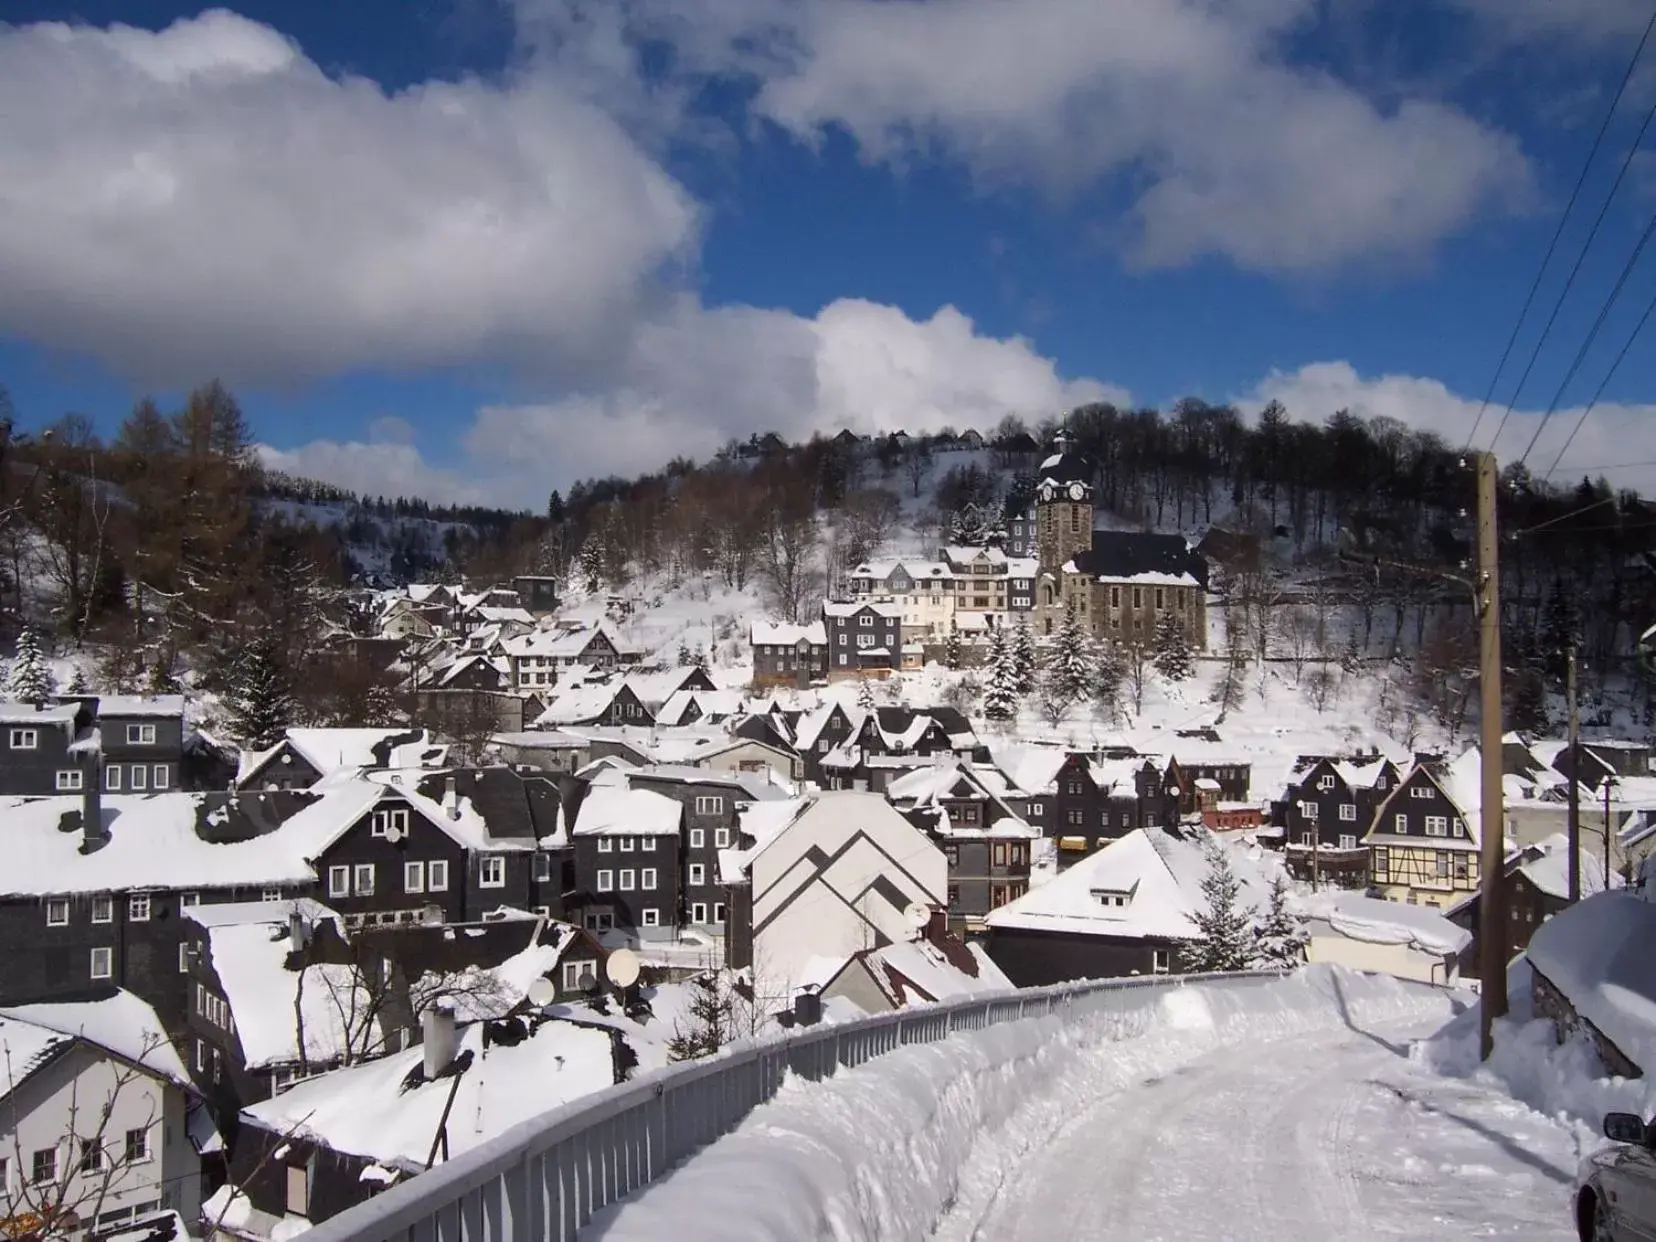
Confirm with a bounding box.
[1035,448,1093,486]
[415,768,562,842]
[195,791,322,842]
[1070,532,1209,589]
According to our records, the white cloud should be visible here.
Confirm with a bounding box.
[1450,0,1654,49]
[256,439,494,507]
[0,9,698,387]
[276,296,1121,505]
[514,0,1529,274]
[1242,360,1656,494]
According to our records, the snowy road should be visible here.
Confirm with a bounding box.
[934,1004,1577,1242]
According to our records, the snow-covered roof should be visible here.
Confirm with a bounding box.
[822,600,902,619]
[655,688,746,727]
[627,764,786,802]
[1300,891,1470,958]
[941,545,1008,568]
[95,695,186,718]
[1526,890,1656,1074]
[571,786,683,837]
[751,619,827,646]
[0,990,191,1093]
[0,786,383,898]
[0,701,79,726]
[436,654,511,687]
[985,830,1199,941]
[847,938,1012,1009]
[239,728,446,785]
[1516,833,1608,901]
[534,685,627,727]
[241,1014,618,1173]
[989,744,1072,796]
[719,798,814,884]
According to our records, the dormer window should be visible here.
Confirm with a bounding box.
[1091,887,1135,910]
[370,808,409,838]
[1317,775,1335,791]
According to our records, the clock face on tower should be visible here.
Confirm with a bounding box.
[1068,482,1085,501]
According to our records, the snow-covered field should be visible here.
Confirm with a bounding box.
[592,967,1585,1242]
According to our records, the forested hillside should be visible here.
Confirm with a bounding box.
[2,380,1652,735]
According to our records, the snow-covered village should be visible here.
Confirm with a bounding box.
[8,3,1656,1240]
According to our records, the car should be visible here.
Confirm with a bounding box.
[1576,1111,1656,1240]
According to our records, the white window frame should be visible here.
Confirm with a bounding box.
[427,859,450,892]
[532,853,552,883]
[106,765,122,792]
[125,724,157,746]
[1394,813,1407,833]
[597,838,614,853]
[1317,774,1335,791]
[596,870,614,892]
[713,902,726,922]
[328,865,350,899]
[90,946,113,980]
[1298,801,1318,819]
[370,808,409,839]
[641,908,660,927]
[91,895,112,924]
[178,942,192,974]
[480,856,506,888]
[1338,834,1358,850]
[9,728,37,750]
[688,863,706,886]
[691,902,708,923]
[714,828,730,848]
[130,765,147,792]
[561,962,585,990]
[55,769,83,792]
[619,837,635,853]
[1339,803,1356,821]
[353,863,375,896]
[640,835,655,852]
[694,795,724,815]
[1151,949,1171,974]
[262,888,281,902]
[45,899,69,927]
[128,894,151,922]
[1425,815,1448,837]
[152,764,169,790]
[641,867,657,888]
[619,869,636,892]
[689,828,705,848]
[404,862,426,894]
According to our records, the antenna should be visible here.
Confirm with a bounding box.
[526,977,556,1007]
[605,948,641,989]
[903,902,931,931]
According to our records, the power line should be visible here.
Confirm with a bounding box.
[1463,2,1656,451]
[1542,277,1656,479]
[1520,199,1656,465]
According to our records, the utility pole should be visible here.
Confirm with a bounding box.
[1603,776,1617,885]
[1475,452,1508,1062]
[1567,645,1581,902]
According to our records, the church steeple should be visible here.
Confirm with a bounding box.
[1034,429,1093,576]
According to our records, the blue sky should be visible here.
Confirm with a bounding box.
[3,0,1656,507]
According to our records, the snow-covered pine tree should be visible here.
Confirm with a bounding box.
[982,625,1019,722]
[363,681,403,727]
[1094,639,1125,717]
[8,628,54,706]
[1253,875,1310,969]
[66,666,91,696]
[692,644,710,671]
[227,635,295,751]
[1011,616,1037,692]
[676,639,693,667]
[1187,837,1256,972]
[1152,610,1194,681]
[1046,605,1097,709]
[147,656,182,696]
[943,622,962,671]
[577,537,604,596]
[857,677,877,710]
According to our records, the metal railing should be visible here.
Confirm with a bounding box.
[300,972,1285,1242]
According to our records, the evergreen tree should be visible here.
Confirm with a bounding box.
[857,677,877,710]
[1539,580,1580,683]
[1152,611,1194,681]
[1187,838,1255,972]
[1339,632,1364,677]
[226,635,295,751]
[147,655,182,696]
[7,628,54,706]
[546,489,566,523]
[363,681,402,726]
[1046,606,1097,708]
[982,625,1019,722]
[1510,669,1550,735]
[577,537,604,595]
[692,644,710,671]
[1253,875,1309,969]
[676,640,693,667]
[1011,617,1037,692]
[66,666,91,696]
[666,974,733,1062]
[1094,639,1126,712]
[944,621,962,672]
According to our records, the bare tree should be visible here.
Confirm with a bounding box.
[902,444,933,498]
[758,505,819,623]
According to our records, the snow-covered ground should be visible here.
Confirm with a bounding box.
[591,968,1584,1242]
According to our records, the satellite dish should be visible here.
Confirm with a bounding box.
[526,977,556,1007]
[903,902,931,930]
[605,948,641,988]
[383,824,406,844]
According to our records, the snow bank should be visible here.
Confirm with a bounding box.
[1419,960,1656,1158]
[594,968,1444,1242]
[1524,890,1656,1075]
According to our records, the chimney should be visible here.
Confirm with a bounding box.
[792,985,822,1028]
[288,910,305,954]
[442,776,460,821]
[80,760,106,851]
[423,998,458,1080]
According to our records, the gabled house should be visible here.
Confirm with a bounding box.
[1162,753,1250,815]
[983,829,1198,985]
[821,601,901,678]
[718,791,947,984]
[94,697,186,797]
[814,918,1011,1017]
[0,991,205,1236]
[1361,754,1483,909]
[787,701,862,785]
[511,575,562,617]
[235,729,447,792]
[993,748,1167,864]
[567,785,684,940]
[0,700,95,798]
[1444,831,1607,972]
[750,620,829,690]
[687,735,801,785]
[430,654,513,694]
[1279,754,1400,886]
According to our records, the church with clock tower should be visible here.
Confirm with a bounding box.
[1031,430,1210,649]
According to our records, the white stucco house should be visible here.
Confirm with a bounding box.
[720,791,949,989]
[0,991,205,1239]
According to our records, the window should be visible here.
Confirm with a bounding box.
[328,865,350,898]
[713,902,726,922]
[619,869,636,891]
[106,766,122,792]
[944,844,960,866]
[56,769,83,792]
[692,902,708,923]
[1394,813,1407,833]
[1155,588,1165,610]
[1339,803,1356,821]
[1028,802,1042,818]
[992,843,1007,866]
[404,862,425,894]
[91,895,112,924]
[32,1148,56,1185]
[1317,775,1335,791]
[1452,819,1465,838]
[370,808,409,838]
[126,724,157,745]
[1410,785,1434,800]
[286,1166,309,1217]
[533,853,552,883]
[1132,587,1143,609]
[1298,801,1318,819]
[562,961,587,990]
[79,1140,103,1174]
[640,835,655,852]
[714,828,730,848]
[45,899,68,927]
[1152,949,1171,975]
[858,614,873,627]
[597,838,614,853]
[123,1127,151,1164]
[619,836,635,852]
[90,946,113,979]
[597,870,614,892]
[10,728,38,750]
[856,633,876,649]
[1424,816,1448,837]
[262,888,281,902]
[480,857,505,888]
[641,868,657,888]
[129,893,151,922]
[153,765,170,790]
[1338,834,1357,850]
[353,864,375,896]
[641,908,660,927]
[1373,847,1389,876]
[1454,856,1470,881]
[178,942,192,974]
[1436,854,1451,878]
[1066,809,1084,826]
[688,863,706,885]
[689,828,705,848]
[427,860,449,892]
[130,765,147,792]
[838,654,848,666]
[694,795,724,815]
